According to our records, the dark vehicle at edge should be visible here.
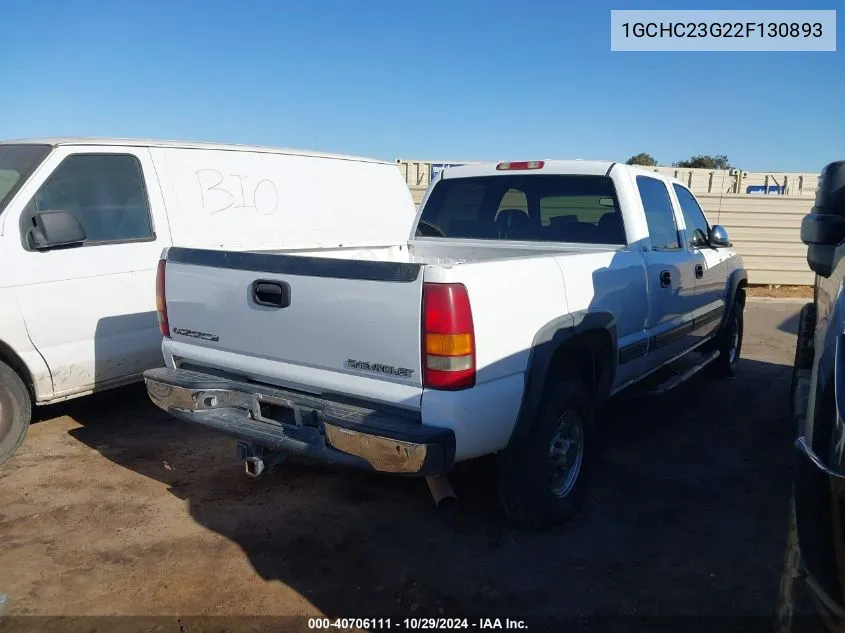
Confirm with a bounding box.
[793,159,845,628]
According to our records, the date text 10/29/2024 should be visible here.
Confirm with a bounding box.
[308,618,528,630]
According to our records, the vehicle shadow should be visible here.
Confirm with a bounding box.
[778,311,801,336]
[65,354,800,620]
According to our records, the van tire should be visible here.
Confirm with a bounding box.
[711,290,745,378]
[0,361,32,465]
[497,373,593,527]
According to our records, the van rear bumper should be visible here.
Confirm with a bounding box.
[143,367,454,476]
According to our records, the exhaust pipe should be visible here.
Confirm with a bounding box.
[425,475,457,508]
[244,456,266,478]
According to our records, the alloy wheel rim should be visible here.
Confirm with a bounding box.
[548,410,585,498]
[728,315,740,365]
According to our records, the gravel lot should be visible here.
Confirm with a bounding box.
[0,300,827,632]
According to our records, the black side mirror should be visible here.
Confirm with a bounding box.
[801,214,845,277]
[28,210,86,251]
[803,161,845,277]
[690,228,708,247]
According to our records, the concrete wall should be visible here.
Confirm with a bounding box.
[397,158,816,285]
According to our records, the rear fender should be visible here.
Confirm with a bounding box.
[508,311,616,446]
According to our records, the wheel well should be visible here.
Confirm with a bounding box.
[737,279,747,306]
[0,340,35,400]
[545,329,613,399]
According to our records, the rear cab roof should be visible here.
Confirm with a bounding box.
[439,160,616,179]
[421,159,689,246]
[439,160,686,187]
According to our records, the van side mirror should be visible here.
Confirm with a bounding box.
[801,214,845,277]
[709,225,730,248]
[28,210,86,251]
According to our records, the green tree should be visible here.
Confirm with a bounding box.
[673,154,732,170]
[625,153,657,167]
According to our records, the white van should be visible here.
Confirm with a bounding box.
[0,138,413,463]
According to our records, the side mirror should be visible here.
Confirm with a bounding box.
[28,210,86,251]
[801,213,845,246]
[709,225,730,248]
[801,214,845,277]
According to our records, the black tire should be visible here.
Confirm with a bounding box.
[711,291,745,378]
[789,303,816,432]
[790,302,816,409]
[497,374,594,527]
[0,360,32,465]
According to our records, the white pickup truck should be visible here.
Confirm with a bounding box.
[144,159,747,525]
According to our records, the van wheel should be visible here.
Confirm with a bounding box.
[497,374,593,527]
[0,361,32,465]
[712,291,745,378]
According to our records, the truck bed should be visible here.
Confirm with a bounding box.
[255,239,620,267]
[159,238,620,416]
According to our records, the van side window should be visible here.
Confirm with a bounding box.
[673,184,710,246]
[636,176,680,250]
[22,154,153,246]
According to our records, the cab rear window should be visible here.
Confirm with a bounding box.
[417,175,626,245]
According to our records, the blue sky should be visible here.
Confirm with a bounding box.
[1,0,842,172]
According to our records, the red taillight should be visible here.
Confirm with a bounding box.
[422,283,475,390]
[156,259,170,338]
[496,160,545,171]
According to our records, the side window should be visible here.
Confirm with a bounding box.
[673,184,710,246]
[636,176,680,250]
[23,153,153,246]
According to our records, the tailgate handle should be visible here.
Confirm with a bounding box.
[251,280,291,309]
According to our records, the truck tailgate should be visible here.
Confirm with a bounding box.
[164,247,425,397]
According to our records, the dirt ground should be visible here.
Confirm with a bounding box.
[0,300,828,632]
[746,285,814,299]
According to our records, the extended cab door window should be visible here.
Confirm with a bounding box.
[20,153,154,249]
[673,184,710,247]
[636,176,681,250]
[673,183,729,318]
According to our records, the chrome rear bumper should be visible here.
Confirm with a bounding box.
[143,367,454,476]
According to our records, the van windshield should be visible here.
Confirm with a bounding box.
[417,174,626,245]
[0,144,52,214]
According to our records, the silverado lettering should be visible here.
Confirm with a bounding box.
[344,359,415,378]
[172,327,220,342]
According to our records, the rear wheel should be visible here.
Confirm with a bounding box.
[0,361,32,465]
[497,373,594,527]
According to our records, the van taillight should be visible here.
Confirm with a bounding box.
[156,259,170,338]
[422,283,475,390]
